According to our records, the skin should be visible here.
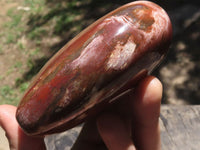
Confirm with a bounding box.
[0,76,162,150]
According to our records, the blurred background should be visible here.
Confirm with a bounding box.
[0,0,199,106]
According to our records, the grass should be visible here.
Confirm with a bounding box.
[6,34,16,44]
[14,61,23,69]
[0,76,3,80]
[0,45,3,55]
[17,41,25,51]
[24,0,45,13]
[0,0,47,105]
[27,28,47,40]
[6,9,22,28]
[3,7,24,44]
[0,85,19,105]
[30,48,40,56]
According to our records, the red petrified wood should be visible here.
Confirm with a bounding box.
[16,1,172,136]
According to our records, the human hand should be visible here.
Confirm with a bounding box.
[0,105,46,150]
[0,75,162,150]
[72,75,162,150]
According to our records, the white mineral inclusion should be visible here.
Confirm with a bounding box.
[106,39,136,70]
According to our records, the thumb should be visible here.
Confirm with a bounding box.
[0,105,46,150]
[0,105,19,149]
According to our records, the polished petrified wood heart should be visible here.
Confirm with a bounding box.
[16,1,172,136]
